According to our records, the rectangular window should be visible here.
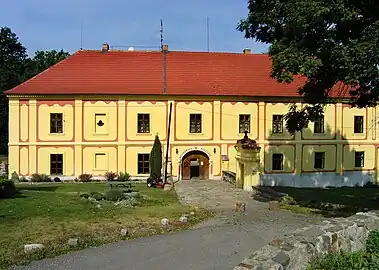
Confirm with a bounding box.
[95,113,107,133]
[50,154,63,175]
[314,116,325,134]
[272,153,283,170]
[314,152,325,169]
[137,114,150,133]
[138,153,150,174]
[189,114,202,133]
[95,153,106,170]
[354,116,364,133]
[50,113,63,133]
[239,114,251,133]
[272,115,283,134]
[354,151,365,168]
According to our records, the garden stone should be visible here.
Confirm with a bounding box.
[272,251,290,267]
[68,238,79,246]
[126,192,140,198]
[164,183,173,191]
[96,204,101,209]
[161,218,169,226]
[24,244,44,253]
[179,216,188,223]
[120,228,129,236]
[190,211,195,215]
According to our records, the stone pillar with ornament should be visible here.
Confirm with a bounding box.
[234,131,261,191]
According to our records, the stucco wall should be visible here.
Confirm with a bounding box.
[7,96,379,184]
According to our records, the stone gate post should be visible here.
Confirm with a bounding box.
[234,131,261,191]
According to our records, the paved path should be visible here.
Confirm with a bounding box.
[15,181,323,270]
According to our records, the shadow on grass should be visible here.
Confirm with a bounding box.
[0,192,28,200]
[17,185,59,192]
[271,186,379,217]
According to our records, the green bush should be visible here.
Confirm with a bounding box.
[31,173,52,182]
[19,176,28,182]
[366,230,379,254]
[79,193,90,199]
[104,171,117,181]
[308,252,370,270]
[118,171,131,182]
[78,173,92,182]
[149,135,162,179]
[363,181,378,188]
[105,190,125,201]
[0,178,17,198]
[11,171,19,182]
[89,191,105,201]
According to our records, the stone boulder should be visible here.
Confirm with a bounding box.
[24,244,44,254]
[179,216,188,224]
[67,238,79,246]
[120,228,129,236]
[161,218,169,226]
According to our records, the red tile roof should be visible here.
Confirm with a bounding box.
[5,50,351,98]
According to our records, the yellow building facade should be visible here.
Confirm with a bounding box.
[8,97,379,187]
[6,47,379,188]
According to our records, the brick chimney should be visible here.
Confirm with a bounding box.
[243,48,251,54]
[161,44,168,52]
[101,43,109,53]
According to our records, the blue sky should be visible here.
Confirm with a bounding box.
[0,0,269,56]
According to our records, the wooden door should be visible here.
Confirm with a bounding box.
[181,151,209,180]
[182,159,191,180]
[198,155,209,180]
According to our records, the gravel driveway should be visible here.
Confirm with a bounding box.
[14,181,323,270]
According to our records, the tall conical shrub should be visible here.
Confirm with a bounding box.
[149,134,162,179]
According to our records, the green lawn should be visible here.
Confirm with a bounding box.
[272,186,379,217]
[0,183,213,269]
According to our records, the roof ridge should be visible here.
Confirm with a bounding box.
[75,49,268,56]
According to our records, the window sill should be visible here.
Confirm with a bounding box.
[136,133,152,136]
[92,132,110,136]
[188,133,204,135]
[49,133,66,136]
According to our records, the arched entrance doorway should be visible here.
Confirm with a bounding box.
[181,150,210,180]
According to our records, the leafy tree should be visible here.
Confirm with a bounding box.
[149,135,162,179]
[0,27,70,155]
[238,0,379,133]
[0,27,28,154]
[29,49,70,77]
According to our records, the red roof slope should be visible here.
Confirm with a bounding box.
[5,50,350,98]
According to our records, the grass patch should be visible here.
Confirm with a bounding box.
[272,186,379,217]
[0,183,214,269]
